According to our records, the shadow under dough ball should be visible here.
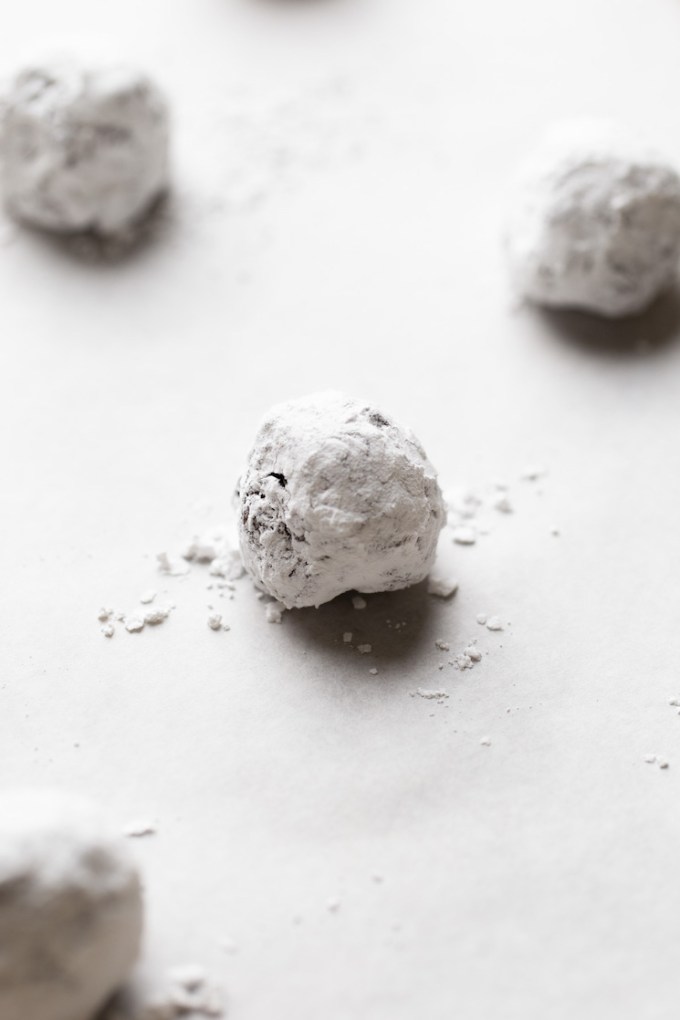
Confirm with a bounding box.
[504,120,680,317]
[0,790,143,1020]
[237,392,447,609]
[0,56,169,235]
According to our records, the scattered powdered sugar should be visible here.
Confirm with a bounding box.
[480,736,492,746]
[411,688,449,701]
[352,595,368,610]
[102,603,174,638]
[644,755,670,769]
[100,525,245,640]
[357,643,372,655]
[476,614,487,625]
[454,653,474,670]
[434,639,450,652]
[207,613,230,632]
[486,616,504,632]
[343,632,353,643]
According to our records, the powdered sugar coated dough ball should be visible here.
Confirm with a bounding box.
[0,790,143,1020]
[238,392,447,609]
[0,56,169,234]
[504,121,680,316]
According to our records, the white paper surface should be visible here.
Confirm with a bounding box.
[2,1,680,1017]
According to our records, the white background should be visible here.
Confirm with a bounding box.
[2,1,680,1017]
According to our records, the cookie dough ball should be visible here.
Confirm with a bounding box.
[504,121,680,316]
[0,56,169,234]
[237,392,446,609]
[0,790,144,1020]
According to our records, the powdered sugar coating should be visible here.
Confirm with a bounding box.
[0,790,143,1020]
[0,57,169,234]
[504,121,680,316]
[237,393,446,609]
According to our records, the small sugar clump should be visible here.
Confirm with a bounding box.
[504,120,680,316]
[0,55,169,235]
[0,789,143,1020]
[237,392,446,609]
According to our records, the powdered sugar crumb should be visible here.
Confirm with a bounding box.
[521,465,546,482]
[452,526,476,546]
[427,574,459,599]
[144,607,170,626]
[265,602,285,624]
[124,616,145,634]
[125,820,157,838]
[157,552,190,577]
[493,495,513,514]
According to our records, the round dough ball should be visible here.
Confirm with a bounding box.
[0,790,144,1020]
[0,56,169,234]
[237,392,447,609]
[504,120,680,316]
